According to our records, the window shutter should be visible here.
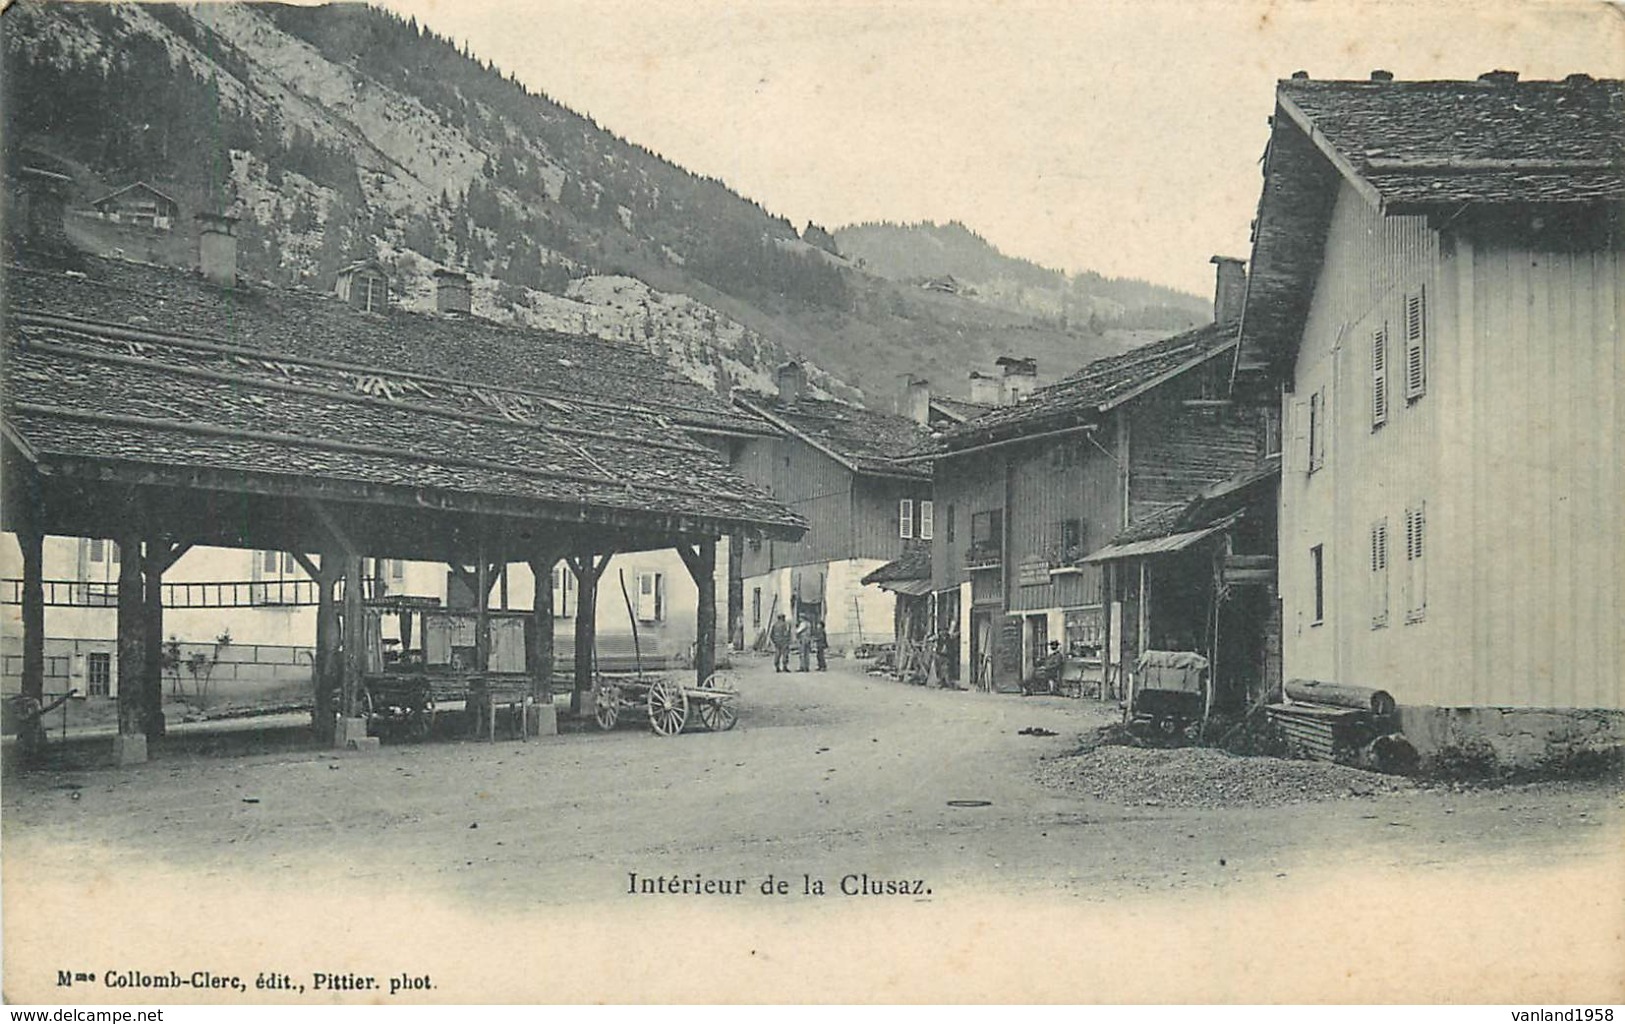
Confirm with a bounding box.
[1404,503,1428,621]
[1371,325,1388,428]
[899,498,914,539]
[1404,290,1427,400]
[1370,518,1389,628]
[636,572,658,621]
[1288,398,1306,472]
[920,500,934,541]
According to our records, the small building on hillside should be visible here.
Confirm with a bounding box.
[732,362,933,654]
[89,182,179,231]
[1232,71,1624,764]
[918,257,1272,694]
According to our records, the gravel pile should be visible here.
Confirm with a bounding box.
[1037,744,1413,809]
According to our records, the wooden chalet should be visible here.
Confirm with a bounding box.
[1232,71,1624,761]
[89,181,180,231]
[731,362,932,653]
[1,187,802,762]
[915,257,1273,694]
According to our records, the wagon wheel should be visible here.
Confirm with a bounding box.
[695,673,738,732]
[646,678,689,737]
[594,681,620,731]
[358,687,376,725]
[406,686,436,741]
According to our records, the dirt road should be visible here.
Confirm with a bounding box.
[4,660,1622,1003]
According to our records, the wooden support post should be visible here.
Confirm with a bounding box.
[312,551,340,745]
[139,540,192,742]
[475,550,491,674]
[342,553,365,719]
[568,553,613,717]
[116,528,147,742]
[677,540,718,687]
[17,524,45,757]
[527,553,560,703]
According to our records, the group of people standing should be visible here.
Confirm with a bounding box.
[767,613,827,672]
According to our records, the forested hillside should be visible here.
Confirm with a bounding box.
[3,1,1177,405]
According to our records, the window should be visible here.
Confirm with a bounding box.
[752,587,762,630]
[1404,503,1427,622]
[1310,544,1325,624]
[1261,403,1283,458]
[361,273,386,312]
[388,558,406,582]
[552,565,575,619]
[635,571,666,622]
[899,499,914,539]
[970,509,1004,563]
[1371,324,1389,429]
[1307,387,1326,473]
[1370,518,1390,628]
[263,550,280,573]
[1055,518,1084,563]
[1404,289,1427,401]
[87,652,111,697]
[945,505,956,544]
[88,538,108,563]
[919,500,934,541]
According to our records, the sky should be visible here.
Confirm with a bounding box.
[371,0,1624,295]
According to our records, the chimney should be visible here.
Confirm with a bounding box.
[776,361,806,405]
[1370,69,1394,82]
[1478,70,1520,85]
[995,356,1038,404]
[904,376,930,425]
[1290,70,1310,80]
[1210,256,1247,324]
[195,212,239,288]
[968,371,1001,406]
[433,268,472,315]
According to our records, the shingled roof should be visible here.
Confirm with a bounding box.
[3,254,805,542]
[1239,74,1624,382]
[733,393,931,479]
[1279,75,1625,210]
[860,545,932,585]
[920,320,1237,454]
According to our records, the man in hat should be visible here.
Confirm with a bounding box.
[1022,640,1067,696]
[768,613,792,672]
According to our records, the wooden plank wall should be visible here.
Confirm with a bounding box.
[1458,240,1622,710]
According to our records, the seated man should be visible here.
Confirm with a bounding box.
[1021,641,1066,696]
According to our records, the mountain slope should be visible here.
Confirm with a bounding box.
[835,220,1209,331]
[3,1,1165,406]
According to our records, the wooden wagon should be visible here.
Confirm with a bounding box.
[591,673,737,736]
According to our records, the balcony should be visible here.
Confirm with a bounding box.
[963,543,1002,570]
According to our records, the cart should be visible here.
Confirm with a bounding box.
[1126,650,1210,742]
[356,671,438,741]
[592,673,738,736]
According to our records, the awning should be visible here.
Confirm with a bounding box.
[875,578,933,597]
[1081,520,1233,564]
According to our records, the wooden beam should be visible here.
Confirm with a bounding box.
[342,553,365,720]
[140,538,189,742]
[568,551,614,716]
[306,498,360,558]
[116,526,146,737]
[289,550,321,582]
[688,539,718,687]
[527,550,563,703]
[312,548,340,744]
[17,523,45,755]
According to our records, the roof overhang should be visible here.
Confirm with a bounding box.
[1082,517,1239,564]
[874,577,933,597]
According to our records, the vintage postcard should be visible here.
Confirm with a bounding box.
[2,0,1622,1008]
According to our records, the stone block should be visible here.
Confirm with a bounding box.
[345,736,382,753]
[334,716,370,748]
[529,703,558,737]
[113,733,148,766]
